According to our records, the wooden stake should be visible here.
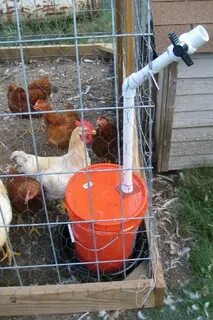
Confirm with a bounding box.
[115,0,123,96]
[124,0,135,76]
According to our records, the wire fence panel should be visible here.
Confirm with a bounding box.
[0,0,155,295]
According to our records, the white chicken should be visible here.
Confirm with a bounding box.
[0,179,14,264]
[11,121,95,199]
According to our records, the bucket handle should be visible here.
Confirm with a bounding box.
[75,234,119,252]
[68,224,75,243]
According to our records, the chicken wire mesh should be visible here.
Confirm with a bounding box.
[0,0,156,298]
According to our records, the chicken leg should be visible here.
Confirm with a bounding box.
[17,214,26,232]
[23,127,43,136]
[56,200,67,214]
[29,217,41,236]
[0,240,21,265]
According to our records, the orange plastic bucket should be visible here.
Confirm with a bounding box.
[65,164,148,273]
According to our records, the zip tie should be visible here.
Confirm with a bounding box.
[149,70,160,91]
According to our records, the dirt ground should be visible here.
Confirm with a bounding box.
[0,57,117,287]
[0,56,115,165]
[0,58,193,319]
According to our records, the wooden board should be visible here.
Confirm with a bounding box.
[116,0,123,96]
[173,94,213,112]
[177,55,213,78]
[133,112,166,307]
[0,279,156,316]
[155,68,170,172]
[176,78,213,95]
[161,63,177,171]
[170,140,213,156]
[171,127,213,142]
[124,0,135,76]
[173,110,213,128]
[98,44,113,54]
[0,44,113,62]
[169,154,213,170]
[155,63,177,172]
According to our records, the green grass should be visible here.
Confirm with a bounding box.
[141,168,213,319]
[0,10,112,46]
[174,168,213,318]
[178,168,213,278]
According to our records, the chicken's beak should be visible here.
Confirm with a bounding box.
[92,129,97,136]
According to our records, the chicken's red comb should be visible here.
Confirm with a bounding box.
[75,119,94,129]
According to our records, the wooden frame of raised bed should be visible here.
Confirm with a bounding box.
[0,42,165,317]
[0,4,165,314]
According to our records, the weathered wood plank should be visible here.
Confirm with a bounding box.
[177,56,213,78]
[152,1,213,26]
[155,70,166,171]
[126,261,149,280]
[0,280,155,316]
[174,94,213,112]
[153,250,166,307]
[156,68,170,171]
[124,0,135,76]
[171,127,213,142]
[170,140,213,156]
[173,111,213,128]
[169,154,213,170]
[116,0,123,96]
[176,78,213,95]
[133,110,166,307]
[98,44,113,54]
[0,44,112,62]
[161,63,177,171]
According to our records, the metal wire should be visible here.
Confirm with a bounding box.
[0,0,154,288]
[13,0,62,284]
[0,104,155,118]
[0,33,153,46]
[71,0,101,281]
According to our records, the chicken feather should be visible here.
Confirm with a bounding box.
[34,99,80,149]
[0,180,13,264]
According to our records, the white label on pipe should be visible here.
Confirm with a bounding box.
[83,181,93,189]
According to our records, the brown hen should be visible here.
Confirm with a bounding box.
[6,168,42,234]
[7,76,54,117]
[92,115,118,163]
[6,168,42,215]
[34,99,80,150]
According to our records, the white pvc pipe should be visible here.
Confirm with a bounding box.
[121,25,209,193]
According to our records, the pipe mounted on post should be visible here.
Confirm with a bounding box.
[121,25,209,193]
